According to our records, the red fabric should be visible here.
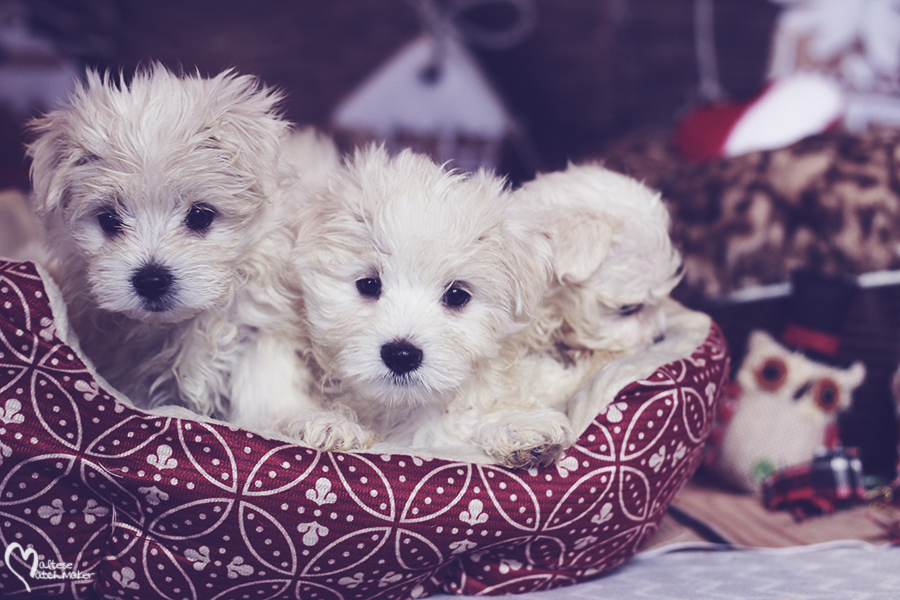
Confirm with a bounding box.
[675,99,753,163]
[781,323,840,357]
[0,261,729,599]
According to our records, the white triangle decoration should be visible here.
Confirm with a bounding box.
[333,33,512,139]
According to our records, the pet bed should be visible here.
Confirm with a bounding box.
[0,260,729,599]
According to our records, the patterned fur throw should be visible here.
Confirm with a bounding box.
[601,126,900,299]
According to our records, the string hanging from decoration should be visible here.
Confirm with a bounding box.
[693,0,726,103]
[406,0,537,87]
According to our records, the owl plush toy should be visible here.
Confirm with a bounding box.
[712,270,866,493]
[714,329,865,492]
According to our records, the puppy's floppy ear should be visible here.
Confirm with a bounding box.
[545,207,614,285]
[27,69,108,217]
[496,206,554,320]
[201,69,290,197]
[462,168,550,319]
[27,115,72,217]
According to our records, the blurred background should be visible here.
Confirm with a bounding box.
[1,0,898,490]
[0,0,779,186]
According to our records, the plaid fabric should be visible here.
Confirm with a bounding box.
[762,448,866,517]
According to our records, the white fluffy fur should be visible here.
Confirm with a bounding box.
[27,65,333,435]
[292,147,578,467]
[515,163,683,358]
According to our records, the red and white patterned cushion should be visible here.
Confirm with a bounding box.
[0,260,729,599]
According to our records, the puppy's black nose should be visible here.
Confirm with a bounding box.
[132,264,173,301]
[381,340,423,375]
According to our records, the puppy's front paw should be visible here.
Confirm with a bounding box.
[286,410,376,452]
[479,409,575,470]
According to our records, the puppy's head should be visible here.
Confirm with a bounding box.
[27,65,289,323]
[520,163,683,353]
[295,146,550,408]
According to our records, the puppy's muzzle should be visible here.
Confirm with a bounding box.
[132,264,174,306]
[381,340,423,376]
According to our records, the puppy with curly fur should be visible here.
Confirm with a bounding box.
[27,65,332,434]
[291,146,577,467]
[515,163,683,361]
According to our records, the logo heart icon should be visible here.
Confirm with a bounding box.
[5,543,38,592]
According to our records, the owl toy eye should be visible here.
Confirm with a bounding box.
[813,378,841,413]
[754,357,787,391]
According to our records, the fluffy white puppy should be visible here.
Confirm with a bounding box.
[515,163,683,360]
[292,146,575,467]
[27,65,327,434]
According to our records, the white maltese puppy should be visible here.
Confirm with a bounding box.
[27,65,330,434]
[515,163,683,361]
[292,146,577,467]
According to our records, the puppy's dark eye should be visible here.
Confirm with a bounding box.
[618,304,644,316]
[356,277,382,299]
[185,205,215,232]
[75,153,100,167]
[443,284,471,309]
[97,211,123,236]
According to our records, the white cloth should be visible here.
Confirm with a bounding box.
[430,541,900,599]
